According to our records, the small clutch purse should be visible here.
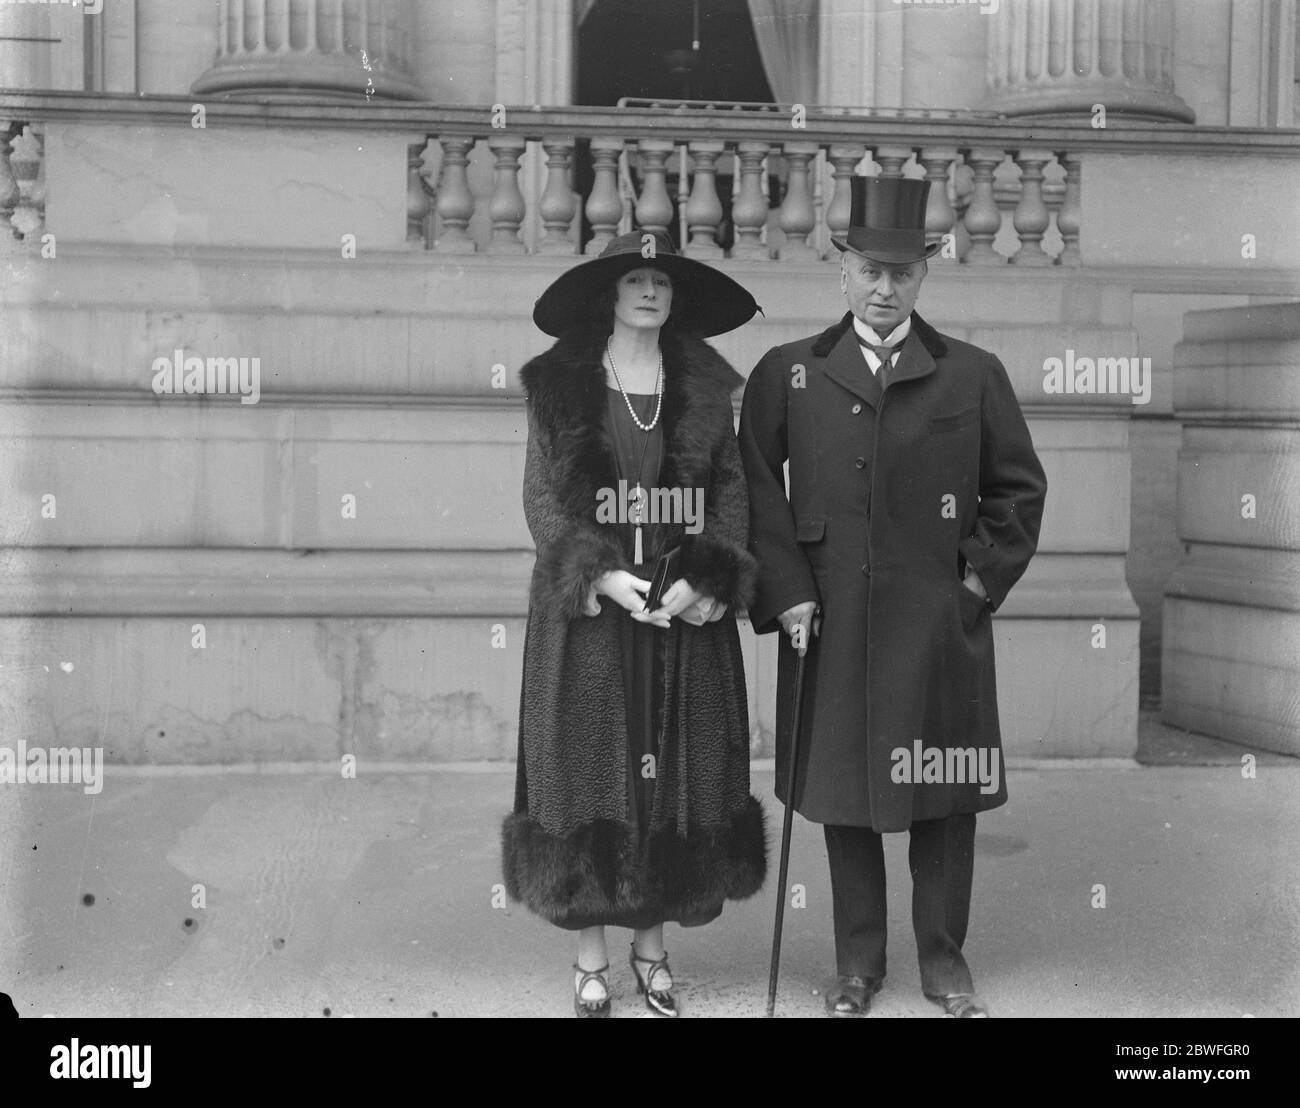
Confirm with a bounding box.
[644,546,682,612]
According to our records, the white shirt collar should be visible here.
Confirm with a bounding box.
[852,315,911,348]
[852,315,911,373]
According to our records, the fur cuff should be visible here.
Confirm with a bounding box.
[534,527,627,619]
[680,535,758,611]
[501,797,767,927]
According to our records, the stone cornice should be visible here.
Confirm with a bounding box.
[1,92,1298,157]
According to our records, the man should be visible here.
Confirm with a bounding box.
[739,177,1047,1018]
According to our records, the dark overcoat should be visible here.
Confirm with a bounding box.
[502,323,767,927]
[739,311,1047,832]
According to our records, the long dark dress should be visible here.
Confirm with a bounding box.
[557,388,676,931]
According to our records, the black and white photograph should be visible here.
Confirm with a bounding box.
[0,0,1296,1076]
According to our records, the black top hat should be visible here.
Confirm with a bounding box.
[831,177,940,264]
[532,231,761,338]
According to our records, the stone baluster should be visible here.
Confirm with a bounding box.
[633,139,675,237]
[963,148,1006,264]
[486,135,527,254]
[585,137,624,255]
[538,137,577,255]
[683,140,725,259]
[951,160,974,262]
[1010,148,1053,266]
[873,146,912,179]
[407,141,431,247]
[826,143,866,261]
[730,141,771,261]
[919,146,958,250]
[434,136,476,254]
[777,141,819,261]
[0,124,20,242]
[1056,150,1082,266]
[9,124,44,242]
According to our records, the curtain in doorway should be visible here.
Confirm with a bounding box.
[746,0,818,105]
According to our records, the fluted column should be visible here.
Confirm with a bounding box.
[986,0,1193,122]
[192,0,423,101]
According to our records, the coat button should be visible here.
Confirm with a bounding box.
[855,457,866,469]
[851,403,862,414]
[860,564,869,576]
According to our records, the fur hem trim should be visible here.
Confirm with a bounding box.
[535,527,628,619]
[502,796,767,926]
[680,534,758,611]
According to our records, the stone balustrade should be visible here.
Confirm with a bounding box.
[2,94,1297,263]
[416,123,1081,265]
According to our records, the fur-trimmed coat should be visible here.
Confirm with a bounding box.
[501,324,767,928]
[740,311,1047,832]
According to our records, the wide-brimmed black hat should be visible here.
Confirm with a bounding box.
[831,177,941,264]
[532,231,761,338]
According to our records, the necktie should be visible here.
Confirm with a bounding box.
[856,332,901,386]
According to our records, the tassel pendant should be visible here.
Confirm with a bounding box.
[634,524,644,566]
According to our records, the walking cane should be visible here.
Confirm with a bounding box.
[765,607,819,1018]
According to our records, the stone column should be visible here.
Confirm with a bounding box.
[192,0,423,101]
[986,0,1194,122]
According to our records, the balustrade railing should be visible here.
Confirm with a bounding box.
[2,96,1296,264]
[409,116,1080,265]
[0,122,45,245]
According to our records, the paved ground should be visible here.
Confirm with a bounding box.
[2,715,1297,1019]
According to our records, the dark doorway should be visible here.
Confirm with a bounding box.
[577,0,775,106]
[573,0,777,252]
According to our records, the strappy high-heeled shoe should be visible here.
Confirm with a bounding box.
[573,962,611,1018]
[629,946,679,1018]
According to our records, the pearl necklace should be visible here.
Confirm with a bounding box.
[606,340,663,432]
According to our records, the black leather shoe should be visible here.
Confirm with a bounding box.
[573,962,611,1018]
[927,993,989,1018]
[824,975,882,1017]
[630,946,679,1018]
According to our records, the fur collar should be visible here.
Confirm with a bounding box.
[810,310,949,358]
[520,324,743,524]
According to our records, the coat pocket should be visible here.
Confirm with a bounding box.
[795,519,826,543]
[929,405,979,432]
[956,578,989,631]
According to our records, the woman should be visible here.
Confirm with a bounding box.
[501,231,766,1017]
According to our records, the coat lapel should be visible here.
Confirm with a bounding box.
[822,325,882,409]
[885,328,937,391]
